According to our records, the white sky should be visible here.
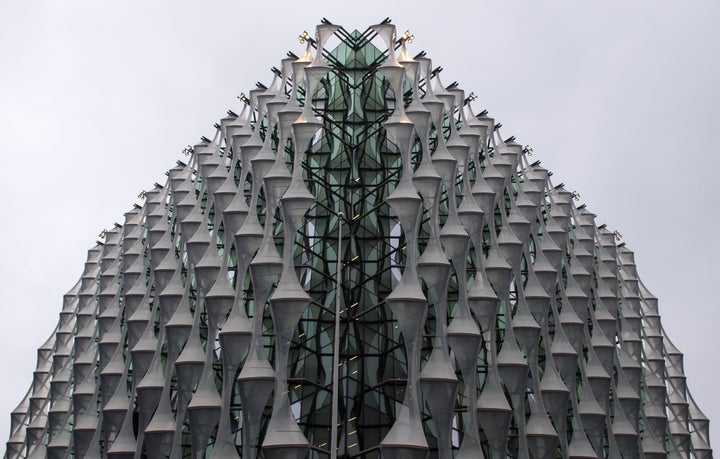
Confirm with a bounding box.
[1,0,718,450]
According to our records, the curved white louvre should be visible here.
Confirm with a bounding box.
[5,20,713,459]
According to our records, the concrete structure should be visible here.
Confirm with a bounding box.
[5,20,713,459]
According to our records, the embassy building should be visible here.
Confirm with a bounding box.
[5,20,713,459]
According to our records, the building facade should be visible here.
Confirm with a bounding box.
[5,21,713,459]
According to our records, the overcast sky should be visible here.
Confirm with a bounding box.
[1,0,718,450]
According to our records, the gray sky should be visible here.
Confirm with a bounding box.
[1,0,718,450]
